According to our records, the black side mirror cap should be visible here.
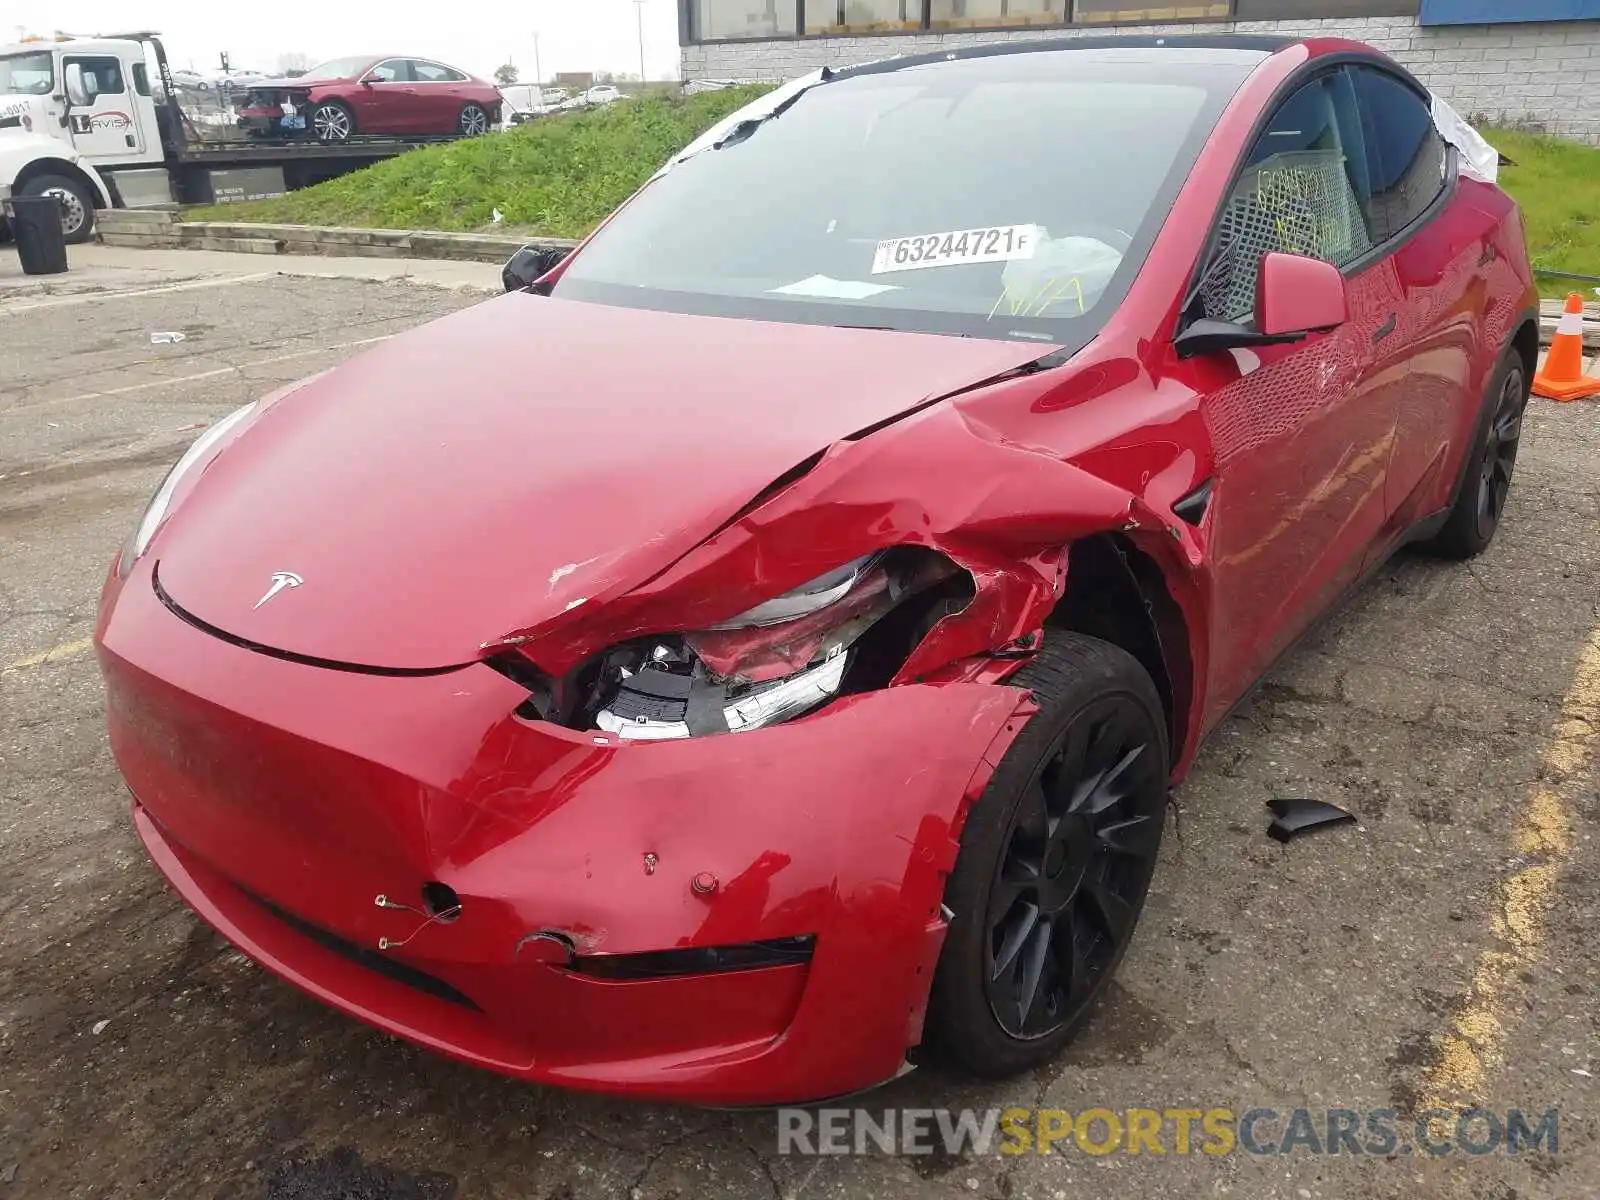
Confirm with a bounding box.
[502,245,572,294]
[1173,317,1305,359]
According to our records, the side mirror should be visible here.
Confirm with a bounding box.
[359,75,376,87]
[502,244,570,293]
[1256,252,1348,337]
[64,63,92,108]
[1174,252,1348,359]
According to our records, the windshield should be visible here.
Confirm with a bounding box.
[0,52,54,95]
[554,48,1260,343]
[301,56,373,80]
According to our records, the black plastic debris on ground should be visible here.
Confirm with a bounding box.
[1266,798,1356,844]
[263,1147,456,1200]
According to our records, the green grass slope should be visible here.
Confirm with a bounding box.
[188,85,771,238]
[191,102,1600,293]
[1487,128,1600,298]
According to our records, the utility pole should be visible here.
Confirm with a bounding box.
[634,0,647,83]
[532,31,542,87]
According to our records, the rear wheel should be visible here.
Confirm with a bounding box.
[928,632,1168,1077]
[458,103,490,136]
[310,100,355,142]
[20,174,95,245]
[1420,357,1529,560]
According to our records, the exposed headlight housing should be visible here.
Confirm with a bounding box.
[117,403,255,577]
[706,553,881,629]
[568,550,962,741]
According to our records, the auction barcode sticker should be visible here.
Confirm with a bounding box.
[871,225,1040,275]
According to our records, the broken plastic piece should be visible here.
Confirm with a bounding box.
[1266,798,1355,843]
[150,331,186,344]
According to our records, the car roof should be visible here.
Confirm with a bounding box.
[829,33,1298,82]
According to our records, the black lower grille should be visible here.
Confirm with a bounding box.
[245,891,481,1011]
[569,935,816,981]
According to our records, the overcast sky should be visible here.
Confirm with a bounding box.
[9,0,685,81]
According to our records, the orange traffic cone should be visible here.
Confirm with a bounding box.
[1533,293,1600,402]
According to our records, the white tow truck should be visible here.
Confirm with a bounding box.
[1,32,450,243]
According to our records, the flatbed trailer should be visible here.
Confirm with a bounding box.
[1,31,456,236]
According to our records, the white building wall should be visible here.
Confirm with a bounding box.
[682,16,1600,143]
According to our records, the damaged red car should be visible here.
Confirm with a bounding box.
[97,35,1537,1105]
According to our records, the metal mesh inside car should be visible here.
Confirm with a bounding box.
[1198,150,1372,324]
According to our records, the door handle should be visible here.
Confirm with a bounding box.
[1372,314,1397,344]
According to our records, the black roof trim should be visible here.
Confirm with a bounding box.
[830,34,1297,82]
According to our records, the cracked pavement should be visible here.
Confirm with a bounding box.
[1,255,1596,1200]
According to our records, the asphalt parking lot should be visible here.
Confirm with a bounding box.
[1,252,1596,1200]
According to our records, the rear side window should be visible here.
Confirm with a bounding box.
[1350,65,1449,243]
[411,61,467,83]
[1196,71,1372,323]
[132,62,150,96]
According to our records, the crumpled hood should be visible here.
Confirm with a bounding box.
[242,77,320,91]
[153,294,1056,670]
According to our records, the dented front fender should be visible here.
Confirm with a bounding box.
[503,401,1144,683]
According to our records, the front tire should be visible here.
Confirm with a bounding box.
[928,632,1169,1078]
[310,100,355,142]
[1420,356,1529,560]
[20,174,96,245]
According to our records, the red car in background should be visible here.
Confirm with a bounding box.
[237,55,500,141]
[103,36,1537,1105]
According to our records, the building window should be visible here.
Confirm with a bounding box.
[1237,0,1417,16]
[806,0,925,33]
[695,0,800,39]
[930,0,1066,28]
[1072,0,1230,19]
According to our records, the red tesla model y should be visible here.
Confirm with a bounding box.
[99,36,1537,1105]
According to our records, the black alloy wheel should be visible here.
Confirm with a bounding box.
[983,693,1164,1038]
[1422,356,1529,560]
[930,632,1168,1077]
[1474,364,1527,543]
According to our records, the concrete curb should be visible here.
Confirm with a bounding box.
[96,209,577,265]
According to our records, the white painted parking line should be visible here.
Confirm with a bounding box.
[8,335,395,415]
[0,273,281,313]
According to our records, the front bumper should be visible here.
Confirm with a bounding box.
[235,107,298,135]
[98,563,1029,1104]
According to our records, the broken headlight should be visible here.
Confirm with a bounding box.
[580,551,954,741]
[706,553,880,629]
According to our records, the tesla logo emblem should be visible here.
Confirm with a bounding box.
[254,571,303,609]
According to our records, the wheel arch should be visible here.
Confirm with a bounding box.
[15,157,110,210]
[1043,532,1197,759]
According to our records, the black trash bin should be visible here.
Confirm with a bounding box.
[5,194,69,276]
